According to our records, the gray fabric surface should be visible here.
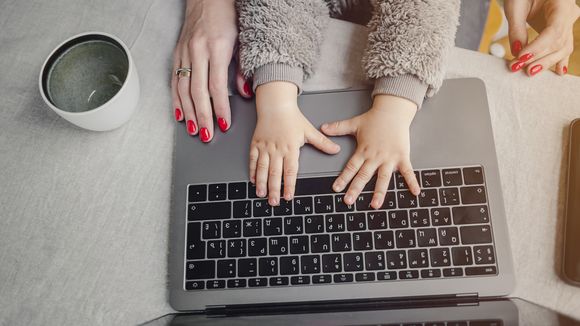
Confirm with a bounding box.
[1,1,580,325]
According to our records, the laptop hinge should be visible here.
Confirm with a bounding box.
[205,293,479,317]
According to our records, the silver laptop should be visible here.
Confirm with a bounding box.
[169,78,515,313]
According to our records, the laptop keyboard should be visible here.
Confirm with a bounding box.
[184,166,498,291]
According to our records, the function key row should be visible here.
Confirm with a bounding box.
[187,167,485,202]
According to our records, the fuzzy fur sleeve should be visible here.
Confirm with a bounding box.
[236,0,330,93]
[364,0,460,108]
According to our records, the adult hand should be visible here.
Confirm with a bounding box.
[172,0,252,142]
[506,0,580,76]
[321,95,420,209]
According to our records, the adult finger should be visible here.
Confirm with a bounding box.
[190,45,214,142]
[209,52,232,133]
[249,145,259,184]
[268,154,283,206]
[255,151,270,198]
[556,56,570,76]
[321,118,358,136]
[172,51,184,122]
[236,62,253,98]
[177,48,198,136]
[399,159,420,196]
[371,163,395,209]
[515,27,562,65]
[345,160,379,207]
[505,0,531,56]
[525,47,570,77]
[283,149,299,200]
[306,128,341,154]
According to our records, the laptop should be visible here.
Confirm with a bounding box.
[169,78,515,313]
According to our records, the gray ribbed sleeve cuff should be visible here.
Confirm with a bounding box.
[253,63,305,94]
[372,74,429,109]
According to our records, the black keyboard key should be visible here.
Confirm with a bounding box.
[443,267,464,277]
[421,170,442,188]
[460,225,492,244]
[419,189,439,207]
[188,202,231,221]
[388,210,409,228]
[463,167,484,185]
[439,227,460,246]
[248,238,267,256]
[452,247,473,265]
[331,233,352,252]
[395,171,420,189]
[365,251,386,270]
[442,168,463,186]
[186,281,205,290]
[410,209,430,227]
[431,207,451,226]
[417,228,438,247]
[264,218,283,236]
[461,186,487,204]
[396,230,416,248]
[243,219,261,237]
[289,236,309,254]
[305,215,325,233]
[344,253,364,271]
[253,199,272,217]
[311,234,331,253]
[187,222,205,259]
[207,240,225,258]
[474,245,496,265]
[269,276,289,286]
[269,236,288,255]
[314,195,334,213]
[248,182,259,199]
[295,176,335,196]
[188,184,207,202]
[377,271,397,281]
[347,213,366,231]
[397,191,418,208]
[421,269,441,278]
[227,239,246,257]
[355,193,373,211]
[294,197,314,215]
[233,200,252,218]
[227,279,247,288]
[335,194,354,212]
[291,275,310,285]
[186,260,215,279]
[374,230,395,249]
[284,216,304,234]
[356,272,376,282]
[430,248,451,267]
[381,192,397,209]
[399,270,419,279]
[208,183,227,201]
[301,255,321,274]
[238,258,257,277]
[228,182,246,200]
[325,214,346,232]
[353,232,373,250]
[439,188,460,206]
[217,259,236,278]
[259,257,278,276]
[408,249,429,268]
[223,220,241,238]
[334,273,354,283]
[386,250,407,269]
[367,211,388,230]
[248,277,267,287]
[453,205,490,224]
[274,200,293,216]
[465,266,497,276]
[206,280,226,289]
[202,221,221,239]
[322,254,342,273]
[280,256,300,275]
[312,275,332,284]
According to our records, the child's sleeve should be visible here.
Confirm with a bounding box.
[363,0,460,109]
[236,0,329,94]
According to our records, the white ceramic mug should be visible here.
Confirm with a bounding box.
[39,32,140,131]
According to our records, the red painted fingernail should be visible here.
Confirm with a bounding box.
[200,127,210,142]
[243,82,253,96]
[563,66,568,74]
[512,40,522,56]
[518,53,533,62]
[217,117,228,132]
[175,108,183,121]
[186,120,196,135]
[530,64,543,76]
[511,61,525,72]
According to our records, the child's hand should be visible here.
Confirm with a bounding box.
[250,82,341,206]
[321,94,420,210]
[506,0,580,76]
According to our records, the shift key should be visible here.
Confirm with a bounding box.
[188,202,231,220]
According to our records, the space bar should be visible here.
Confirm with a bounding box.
[294,176,337,196]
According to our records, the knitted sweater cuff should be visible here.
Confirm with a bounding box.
[253,63,305,94]
[372,74,428,109]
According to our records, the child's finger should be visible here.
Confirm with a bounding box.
[321,118,357,136]
[306,129,341,154]
[371,164,395,210]
[525,48,569,77]
[504,0,530,56]
[345,161,378,206]
[556,56,570,76]
[267,155,283,206]
[249,146,259,184]
[255,151,270,198]
[333,154,364,193]
[399,160,420,196]
[283,149,300,200]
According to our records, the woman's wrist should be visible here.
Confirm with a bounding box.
[255,81,299,115]
[370,94,417,126]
